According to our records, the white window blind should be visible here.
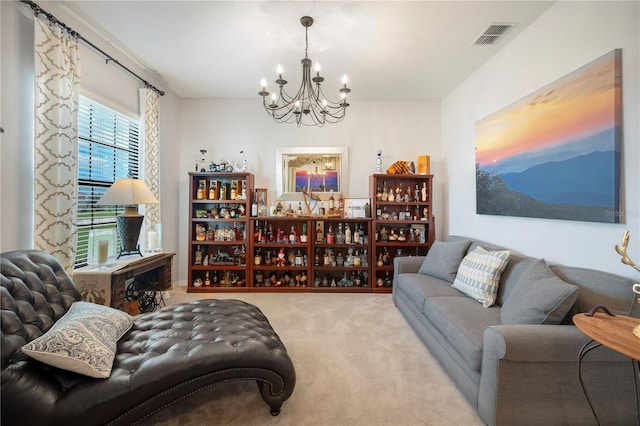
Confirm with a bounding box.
[75,95,141,268]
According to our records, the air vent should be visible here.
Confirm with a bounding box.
[473,23,517,46]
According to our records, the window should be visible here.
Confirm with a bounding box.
[74,96,141,268]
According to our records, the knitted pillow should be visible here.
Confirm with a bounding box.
[452,246,510,307]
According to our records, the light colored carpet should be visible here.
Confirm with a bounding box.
[139,289,483,426]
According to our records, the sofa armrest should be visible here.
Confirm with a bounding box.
[393,256,425,275]
[478,324,631,426]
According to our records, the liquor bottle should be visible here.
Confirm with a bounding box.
[196,180,205,200]
[220,184,227,200]
[381,180,388,201]
[209,180,216,200]
[336,223,345,244]
[414,184,420,203]
[421,181,427,202]
[396,183,402,202]
[212,270,219,284]
[323,249,330,266]
[338,193,344,213]
[314,247,320,266]
[297,202,303,216]
[316,223,324,243]
[329,190,335,210]
[287,248,295,265]
[384,271,392,287]
[268,223,274,243]
[300,223,308,243]
[388,187,395,202]
[289,226,297,244]
[353,250,361,267]
[276,201,283,215]
[204,271,211,286]
[326,224,334,244]
[405,185,411,202]
[344,223,352,244]
[295,249,303,266]
[194,245,203,265]
[353,224,360,244]
[376,186,382,201]
[230,183,237,200]
[254,248,262,265]
[286,203,294,215]
[251,198,258,217]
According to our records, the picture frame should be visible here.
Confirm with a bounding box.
[255,188,267,206]
[344,198,370,218]
[410,223,426,243]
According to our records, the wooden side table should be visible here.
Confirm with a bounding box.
[573,311,640,425]
[74,252,175,313]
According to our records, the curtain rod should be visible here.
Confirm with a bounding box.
[20,0,165,96]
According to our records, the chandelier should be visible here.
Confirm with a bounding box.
[259,16,351,127]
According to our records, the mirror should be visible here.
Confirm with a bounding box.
[276,147,349,200]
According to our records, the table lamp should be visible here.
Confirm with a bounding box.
[97,178,158,257]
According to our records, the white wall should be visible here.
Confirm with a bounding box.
[442,1,640,279]
[176,98,442,283]
[0,1,181,281]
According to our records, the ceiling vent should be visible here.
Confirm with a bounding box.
[473,23,517,46]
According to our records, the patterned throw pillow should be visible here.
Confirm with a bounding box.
[452,246,510,307]
[22,301,133,378]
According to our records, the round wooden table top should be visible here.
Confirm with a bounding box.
[573,313,640,361]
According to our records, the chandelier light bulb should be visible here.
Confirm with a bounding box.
[315,62,321,75]
[260,78,267,89]
[341,75,349,85]
[322,99,328,107]
[276,65,284,76]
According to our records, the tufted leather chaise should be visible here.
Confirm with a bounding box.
[1,250,296,425]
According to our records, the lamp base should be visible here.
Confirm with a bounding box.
[116,212,144,258]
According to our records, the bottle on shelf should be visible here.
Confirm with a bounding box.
[421,181,428,202]
[388,187,395,202]
[251,198,258,217]
[329,190,335,211]
[197,180,206,200]
[353,224,360,244]
[381,181,388,201]
[194,245,203,265]
[314,247,320,266]
[295,249,304,266]
[316,222,324,242]
[336,223,345,244]
[345,223,352,244]
[289,226,297,244]
[326,224,334,244]
[204,271,211,286]
[300,223,308,243]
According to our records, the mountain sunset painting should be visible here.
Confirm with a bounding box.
[475,49,621,223]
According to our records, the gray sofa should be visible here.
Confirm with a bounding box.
[393,235,639,426]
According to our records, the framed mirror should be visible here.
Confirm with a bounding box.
[276,147,349,200]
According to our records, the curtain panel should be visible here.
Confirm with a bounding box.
[140,88,161,248]
[33,16,81,274]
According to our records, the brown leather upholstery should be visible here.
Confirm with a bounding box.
[1,250,296,425]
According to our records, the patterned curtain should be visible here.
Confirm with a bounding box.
[140,88,161,244]
[33,16,81,274]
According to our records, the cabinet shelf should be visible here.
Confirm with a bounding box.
[192,240,246,245]
[369,174,435,293]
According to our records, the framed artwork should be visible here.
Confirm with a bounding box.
[475,49,622,223]
[255,188,267,206]
[276,147,349,200]
[344,198,370,218]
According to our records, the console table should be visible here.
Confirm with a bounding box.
[573,312,640,425]
[73,252,175,313]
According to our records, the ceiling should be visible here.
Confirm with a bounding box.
[59,1,555,100]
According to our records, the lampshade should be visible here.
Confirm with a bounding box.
[97,178,158,206]
[97,178,158,257]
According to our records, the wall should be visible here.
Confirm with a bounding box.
[176,98,442,284]
[0,1,181,281]
[442,1,640,279]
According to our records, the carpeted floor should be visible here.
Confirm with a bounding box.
[138,289,483,426]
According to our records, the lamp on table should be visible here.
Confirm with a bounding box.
[97,178,158,257]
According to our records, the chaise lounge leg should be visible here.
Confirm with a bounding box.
[270,406,281,416]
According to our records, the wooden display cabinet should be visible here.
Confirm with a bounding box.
[249,217,312,291]
[188,172,254,292]
[369,174,435,293]
[311,218,372,292]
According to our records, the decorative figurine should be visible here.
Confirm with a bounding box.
[234,150,248,172]
[277,247,286,267]
[375,149,383,174]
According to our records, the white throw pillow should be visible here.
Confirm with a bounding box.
[452,246,510,307]
[22,301,133,378]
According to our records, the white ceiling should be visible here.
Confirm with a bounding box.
[60,1,555,100]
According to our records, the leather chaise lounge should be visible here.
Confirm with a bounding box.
[1,250,296,425]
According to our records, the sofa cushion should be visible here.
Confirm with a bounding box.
[418,239,471,282]
[423,296,501,372]
[501,260,579,325]
[452,247,510,307]
[396,273,466,313]
[21,301,134,378]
